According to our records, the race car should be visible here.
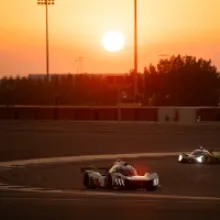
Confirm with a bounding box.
[178,147,220,164]
[80,160,159,191]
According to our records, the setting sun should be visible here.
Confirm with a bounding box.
[101,30,125,52]
[1,0,220,74]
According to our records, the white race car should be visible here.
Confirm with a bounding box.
[80,160,160,191]
[178,148,220,164]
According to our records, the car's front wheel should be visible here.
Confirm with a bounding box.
[146,178,159,191]
[83,172,96,189]
[106,174,113,189]
[201,155,210,164]
[147,185,158,191]
[178,154,187,163]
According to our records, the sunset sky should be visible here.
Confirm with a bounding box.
[1,0,220,76]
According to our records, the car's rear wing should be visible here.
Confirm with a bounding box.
[80,166,109,173]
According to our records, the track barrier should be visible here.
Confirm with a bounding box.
[1,106,220,124]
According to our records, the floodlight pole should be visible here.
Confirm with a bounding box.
[46,2,49,79]
[37,0,55,80]
[134,0,138,103]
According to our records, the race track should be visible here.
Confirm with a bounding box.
[1,121,220,220]
[1,157,220,198]
[1,121,220,161]
[1,191,220,220]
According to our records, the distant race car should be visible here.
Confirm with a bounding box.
[80,160,160,191]
[178,148,220,164]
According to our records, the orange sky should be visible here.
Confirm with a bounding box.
[1,0,220,76]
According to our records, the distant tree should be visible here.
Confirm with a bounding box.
[144,55,220,106]
[0,55,219,106]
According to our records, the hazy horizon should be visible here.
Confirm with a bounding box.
[1,0,220,76]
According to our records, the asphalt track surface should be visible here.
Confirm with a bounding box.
[1,121,220,219]
[1,121,220,161]
[1,158,220,198]
[1,191,220,220]
[1,190,220,220]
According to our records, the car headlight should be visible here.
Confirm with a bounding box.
[197,156,204,163]
[178,155,183,161]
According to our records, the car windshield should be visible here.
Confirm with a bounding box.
[119,166,137,177]
[191,150,206,156]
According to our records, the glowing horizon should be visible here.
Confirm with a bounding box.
[1,0,220,76]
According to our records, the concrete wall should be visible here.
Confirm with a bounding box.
[0,106,219,124]
[158,108,177,124]
[177,108,197,124]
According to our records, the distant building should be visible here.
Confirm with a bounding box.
[27,73,133,86]
[28,73,72,80]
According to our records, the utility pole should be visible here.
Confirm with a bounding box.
[75,57,83,74]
